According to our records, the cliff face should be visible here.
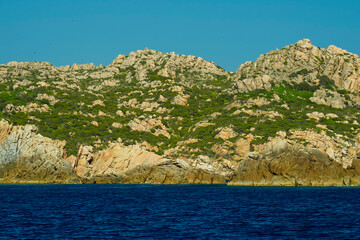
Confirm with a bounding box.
[0,120,79,183]
[0,40,360,185]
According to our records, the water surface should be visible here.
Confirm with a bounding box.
[0,184,359,239]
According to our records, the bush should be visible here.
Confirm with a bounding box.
[318,75,335,90]
[289,69,312,78]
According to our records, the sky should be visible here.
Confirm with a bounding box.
[0,0,360,72]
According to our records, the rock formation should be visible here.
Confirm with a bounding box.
[233,39,360,93]
[111,48,228,78]
[0,120,79,183]
[68,144,231,184]
[229,140,360,186]
[0,40,360,185]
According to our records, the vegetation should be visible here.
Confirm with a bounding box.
[0,49,359,160]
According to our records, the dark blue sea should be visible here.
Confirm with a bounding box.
[1,185,360,239]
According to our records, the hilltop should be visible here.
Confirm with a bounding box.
[0,39,360,185]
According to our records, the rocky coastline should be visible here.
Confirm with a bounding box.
[0,119,359,186]
[1,39,360,186]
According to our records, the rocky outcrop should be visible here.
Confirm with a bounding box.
[4,49,229,85]
[215,127,238,140]
[4,103,50,113]
[287,130,360,168]
[233,39,360,93]
[172,94,189,106]
[35,93,58,105]
[70,144,231,184]
[111,48,228,78]
[128,115,171,138]
[229,140,360,186]
[121,162,226,184]
[242,130,360,169]
[233,75,272,93]
[309,89,346,108]
[0,120,79,183]
[72,144,164,180]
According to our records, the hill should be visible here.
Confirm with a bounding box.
[0,39,359,185]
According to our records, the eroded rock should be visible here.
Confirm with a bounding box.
[0,120,79,183]
[229,140,360,186]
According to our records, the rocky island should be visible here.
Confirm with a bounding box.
[1,39,360,186]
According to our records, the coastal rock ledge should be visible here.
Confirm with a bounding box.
[68,144,229,184]
[229,141,360,186]
[1,121,360,186]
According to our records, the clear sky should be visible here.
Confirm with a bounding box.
[1,0,359,72]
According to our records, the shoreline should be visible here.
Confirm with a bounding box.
[1,182,359,187]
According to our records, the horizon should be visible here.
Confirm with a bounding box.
[1,0,360,72]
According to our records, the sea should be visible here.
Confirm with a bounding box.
[0,184,359,239]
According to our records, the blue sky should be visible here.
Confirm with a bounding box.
[1,0,359,72]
